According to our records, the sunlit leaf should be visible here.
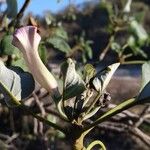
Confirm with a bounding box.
[61,58,86,100]
[0,60,35,107]
[141,61,150,90]
[90,63,120,93]
[137,62,150,103]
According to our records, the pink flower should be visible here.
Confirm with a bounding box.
[12,26,59,95]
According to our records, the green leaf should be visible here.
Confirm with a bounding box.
[47,36,71,53]
[90,63,120,93]
[84,64,96,82]
[38,44,48,64]
[54,27,68,41]
[137,62,150,103]
[61,58,86,100]
[111,42,121,53]
[85,45,93,59]
[11,57,28,71]
[0,35,19,55]
[141,61,150,90]
[0,60,35,107]
[6,0,18,18]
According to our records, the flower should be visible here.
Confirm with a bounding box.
[12,26,59,96]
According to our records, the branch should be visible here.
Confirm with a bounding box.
[20,103,67,135]
[129,127,150,147]
[9,0,31,28]
[99,34,114,60]
[134,105,150,128]
[83,98,137,132]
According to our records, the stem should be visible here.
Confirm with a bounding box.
[9,0,31,28]
[121,60,146,65]
[82,92,101,120]
[70,127,90,150]
[20,103,67,134]
[86,140,106,150]
[83,98,137,132]
[16,0,31,20]
[72,133,85,150]
[99,34,114,60]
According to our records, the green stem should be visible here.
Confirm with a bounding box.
[86,140,106,150]
[83,98,137,132]
[82,92,101,121]
[0,81,66,134]
[20,103,67,134]
[121,60,146,65]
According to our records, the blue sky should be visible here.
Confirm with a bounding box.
[18,0,92,15]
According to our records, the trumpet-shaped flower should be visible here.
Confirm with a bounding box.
[12,26,59,96]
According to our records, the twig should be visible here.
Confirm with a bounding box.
[129,127,150,147]
[82,92,101,120]
[20,103,67,134]
[121,60,146,65]
[33,92,46,117]
[86,120,150,148]
[33,118,38,135]
[83,98,137,132]
[9,109,15,132]
[5,133,19,144]
[99,35,114,60]
[8,0,31,28]
[134,105,150,128]
[0,134,9,140]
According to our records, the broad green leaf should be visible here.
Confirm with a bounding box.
[0,35,19,55]
[141,61,150,90]
[0,60,35,107]
[6,0,18,18]
[90,63,120,93]
[47,36,71,53]
[61,58,86,100]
